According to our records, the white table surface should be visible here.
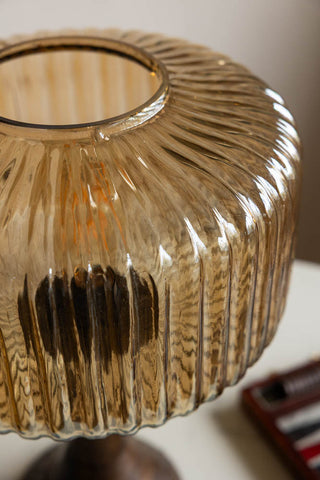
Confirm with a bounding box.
[0,259,319,480]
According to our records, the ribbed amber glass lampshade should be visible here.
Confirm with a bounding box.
[0,30,301,440]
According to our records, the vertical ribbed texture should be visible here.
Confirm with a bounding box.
[0,30,301,439]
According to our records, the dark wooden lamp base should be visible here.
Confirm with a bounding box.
[22,435,180,480]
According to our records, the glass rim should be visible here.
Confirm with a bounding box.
[0,35,169,140]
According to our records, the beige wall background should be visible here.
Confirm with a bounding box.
[0,0,319,262]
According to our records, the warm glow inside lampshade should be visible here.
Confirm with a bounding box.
[0,30,301,439]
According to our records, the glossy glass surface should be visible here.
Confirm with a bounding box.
[0,48,161,125]
[0,30,301,439]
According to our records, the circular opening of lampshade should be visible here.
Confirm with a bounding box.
[0,40,163,127]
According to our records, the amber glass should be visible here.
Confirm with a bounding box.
[0,30,301,439]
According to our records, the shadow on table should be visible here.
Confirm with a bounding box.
[211,405,292,480]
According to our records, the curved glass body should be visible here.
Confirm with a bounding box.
[0,30,301,439]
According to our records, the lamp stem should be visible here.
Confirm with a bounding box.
[22,434,180,480]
